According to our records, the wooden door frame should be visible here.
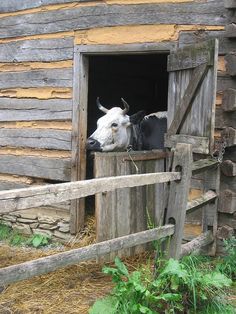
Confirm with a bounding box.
[70,42,174,234]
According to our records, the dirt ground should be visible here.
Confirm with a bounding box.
[0,217,153,314]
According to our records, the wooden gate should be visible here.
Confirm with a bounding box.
[165,39,219,155]
[94,150,167,256]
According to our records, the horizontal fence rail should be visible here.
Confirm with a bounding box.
[0,171,180,214]
[0,225,175,286]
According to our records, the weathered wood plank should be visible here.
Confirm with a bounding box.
[165,134,209,154]
[186,190,217,214]
[0,224,174,286]
[0,171,180,214]
[168,40,215,71]
[0,98,72,121]
[225,1,236,9]
[192,159,219,175]
[225,23,236,38]
[221,159,236,176]
[215,107,236,129]
[0,181,30,191]
[165,143,192,259]
[217,74,236,92]
[225,53,236,76]
[0,0,92,13]
[167,63,208,134]
[0,155,71,182]
[178,30,234,55]
[0,38,73,63]
[0,129,71,150]
[222,88,236,111]
[70,52,88,233]
[180,231,214,258]
[0,1,227,39]
[0,69,72,89]
[219,189,236,214]
[167,39,218,155]
[221,127,236,146]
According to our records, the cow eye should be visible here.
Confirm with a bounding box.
[111,123,118,128]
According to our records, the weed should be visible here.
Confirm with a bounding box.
[89,255,233,314]
[216,236,236,280]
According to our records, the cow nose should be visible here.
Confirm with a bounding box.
[86,137,102,151]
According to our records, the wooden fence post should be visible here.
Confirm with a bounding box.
[165,143,192,259]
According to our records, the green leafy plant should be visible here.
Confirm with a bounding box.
[216,236,236,280]
[90,255,233,314]
[0,222,51,248]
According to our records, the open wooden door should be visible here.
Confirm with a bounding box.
[165,39,219,154]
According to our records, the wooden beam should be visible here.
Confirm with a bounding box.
[219,189,236,214]
[192,159,219,175]
[0,171,181,214]
[0,2,227,39]
[187,190,217,214]
[0,224,174,286]
[224,0,236,9]
[0,98,72,122]
[165,134,209,154]
[222,88,236,112]
[180,231,214,258]
[221,160,236,176]
[225,24,236,38]
[165,143,192,259]
[225,53,236,76]
[167,63,208,135]
[222,127,236,147]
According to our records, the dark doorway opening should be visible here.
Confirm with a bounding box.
[86,53,169,213]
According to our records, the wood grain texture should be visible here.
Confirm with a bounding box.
[222,88,236,111]
[165,143,192,259]
[222,127,236,146]
[0,170,180,214]
[219,189,236,213]
[225,53,236,76]
[0,98,72,121]
[0,128,71,150]
[221,159,236,176]
[0,155,71,181]
[0,1,227,39]
[186,190,217,214]
[225,23,236,37]
[94,151,167,258]
[0,37,73,62]
[225,1,236,9]
[215,107,236,129]
[0,224,174,286]
[167,39,218,155]
[0,68,72,89]
[0,0,92,13]
[165,134,209,154]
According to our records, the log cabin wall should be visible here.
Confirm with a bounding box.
[0,0,234,245]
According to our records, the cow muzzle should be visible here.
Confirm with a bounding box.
[86,137,102,151]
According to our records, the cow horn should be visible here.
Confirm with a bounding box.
[96,97,108,114]
[121,98,129,114]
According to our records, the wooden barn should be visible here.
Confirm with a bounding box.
[0,0,235,252]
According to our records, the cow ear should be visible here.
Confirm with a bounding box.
[129,110,146,124]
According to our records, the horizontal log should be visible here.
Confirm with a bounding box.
[222,88,236,112]
[221,127,236,147]
[225,53,236,76]
[225,1,236,9]
[0,37,74,63]
[0,1,226,39]
[0,0,92,13]
[0,69,72,89]
[0,129,71,150]
[219,189,236,214]
[0,181,31,191]
[217,74,236,92]
[180,231,214,258]
[0,224,175,286]
[178,30,234,55]
[0,171,181,213]
[165,134,209,154]
[0,98,72,121]
[221,159,236,176]
[186,190,217,214]
[225,23,236,38]
[94,150,169,162]
[0,155,71,181]
[192,159,219,175]
[215,107,236,128]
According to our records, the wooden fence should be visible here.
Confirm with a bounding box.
[0,143,218,286]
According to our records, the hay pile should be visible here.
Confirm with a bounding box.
[0,216,153,314]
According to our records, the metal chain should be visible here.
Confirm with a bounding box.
[212,135,227,163]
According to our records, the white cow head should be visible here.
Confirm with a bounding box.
[86,98,144,152]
